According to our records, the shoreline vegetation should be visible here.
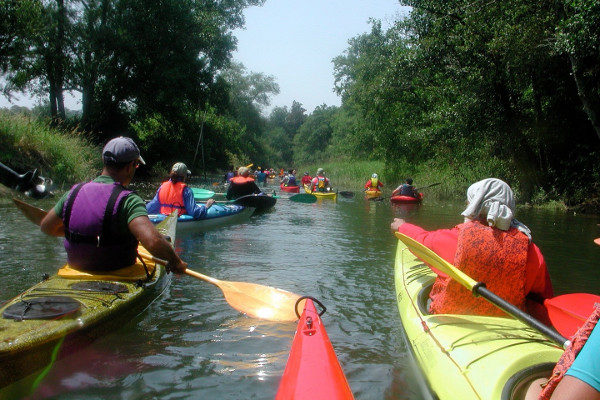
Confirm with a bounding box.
[0,112,579,213]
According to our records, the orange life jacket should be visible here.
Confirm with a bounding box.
[158,180,187,216]
[230,176,255,184]
[429,220,529,316]
[539,305,600,399]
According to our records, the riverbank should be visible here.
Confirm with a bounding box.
[0,111,100,196]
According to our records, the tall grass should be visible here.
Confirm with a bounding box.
[0,111,101,186]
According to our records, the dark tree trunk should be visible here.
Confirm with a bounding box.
[569,54,600,141]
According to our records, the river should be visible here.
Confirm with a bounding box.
[1,180,599,399]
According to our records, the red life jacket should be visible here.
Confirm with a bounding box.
[158,180,187,216]
[429,220,529,316]
[230,176,255,184]
[539,305,600,399]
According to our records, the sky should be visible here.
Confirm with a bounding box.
[233,0,410,114]
[0,1,410,114]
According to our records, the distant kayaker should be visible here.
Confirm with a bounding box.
[256,169,267,185]
[310,168,332,193]
[365,173,384,192]
[392,178,418,198]
[390,178,553,321]
[300,172,312,187]
[525,305,600,400]
[40,136,187,273]
[226,166,262,200]
[146,162,214,218]
[282,170,297,187]
[224,167,236,183]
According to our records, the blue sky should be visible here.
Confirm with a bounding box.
[234,0,409,114]
[0,1,409,113]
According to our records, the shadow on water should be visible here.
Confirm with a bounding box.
[1,184,599,399]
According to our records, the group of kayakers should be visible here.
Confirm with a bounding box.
[34,136,599,399]
[363,174,421,199]
[390,177,600,400]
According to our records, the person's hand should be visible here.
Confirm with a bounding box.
[169,259,188,274]
[391,218,406,232]
[205,198,215,208]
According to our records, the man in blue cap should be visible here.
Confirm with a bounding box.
[40,136,187,273]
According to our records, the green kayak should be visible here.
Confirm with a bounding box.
[394,239,563,400]
[0,212,177,389]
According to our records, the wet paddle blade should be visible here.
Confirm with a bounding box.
[545,293,600,338]
[13,198,47,225]
[339,191,354,198]
[594,238,600,246]
[289,193,317,203]
[184,268,303,322]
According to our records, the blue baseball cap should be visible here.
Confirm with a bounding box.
[102,136,145,165]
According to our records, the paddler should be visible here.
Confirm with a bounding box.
[40,136,187,273]
[524,305,600,400]
[364,173,384,192]
[146,162,214,218]
[392,178,418,198]
[226,166,262,200]
[300,172,312,187]
[281,170,297,187]
[310,168,332,193]
[390,178,553,321]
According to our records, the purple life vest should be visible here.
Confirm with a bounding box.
[62,181,138,270]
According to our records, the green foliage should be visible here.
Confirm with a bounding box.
[0,111,100,183]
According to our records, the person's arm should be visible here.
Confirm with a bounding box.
[128,215,187,273]
[40,209,65,237]
[145,188,161,214]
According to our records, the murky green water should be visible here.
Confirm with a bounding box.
[1,182,599,399]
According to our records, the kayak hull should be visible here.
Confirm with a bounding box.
[364,189,381,199]
[303,185,337,200]
[0,213,177,389]
[149,204,254,232]
[276,299,353,400]
[233,193,276,211]
[280,184,300,193]
[394,239,562,400]
[390,193,422,204]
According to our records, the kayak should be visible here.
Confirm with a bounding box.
[304,185,337,201]
[0,212,177,389]
[276,299,353,400]
[280,183,300,193]
[149,204,254,233]
[394,238,562,400]
[364,189,381,199]
[191,187,215,201]
[230,193,276,211]
[390,193,422,204]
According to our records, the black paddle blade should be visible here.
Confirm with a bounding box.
[289,193,317,203]
[339,191,354,198]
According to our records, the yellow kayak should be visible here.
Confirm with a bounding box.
[303,185,337,200]
[364,189,381,199]
[394,238,562,399]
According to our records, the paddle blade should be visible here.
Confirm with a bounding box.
[395,232,478,290]
[339,191,354,198]
[218,280,305,322]
[594,238,600,246]
[289,193,317,203]
[545,293,600,338]
[13,198,47,225]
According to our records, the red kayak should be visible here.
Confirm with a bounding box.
[280,183,300,193]
[390,193,423,204]
[276,298,353,400]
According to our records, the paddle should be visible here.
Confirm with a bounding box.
[395,231,570,348]
[544,293,600,338]
[13,198,304,322]
[339,191,354,198]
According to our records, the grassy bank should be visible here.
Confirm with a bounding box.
[0,112,101,193]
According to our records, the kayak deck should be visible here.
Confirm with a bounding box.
[149,204,254,232]
[0,213,177,388]
[276,299,353,400]
[394,239,562,400]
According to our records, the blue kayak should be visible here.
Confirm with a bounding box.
[149,204,254,232]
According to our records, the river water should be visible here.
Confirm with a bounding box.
[1,181,599,399]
